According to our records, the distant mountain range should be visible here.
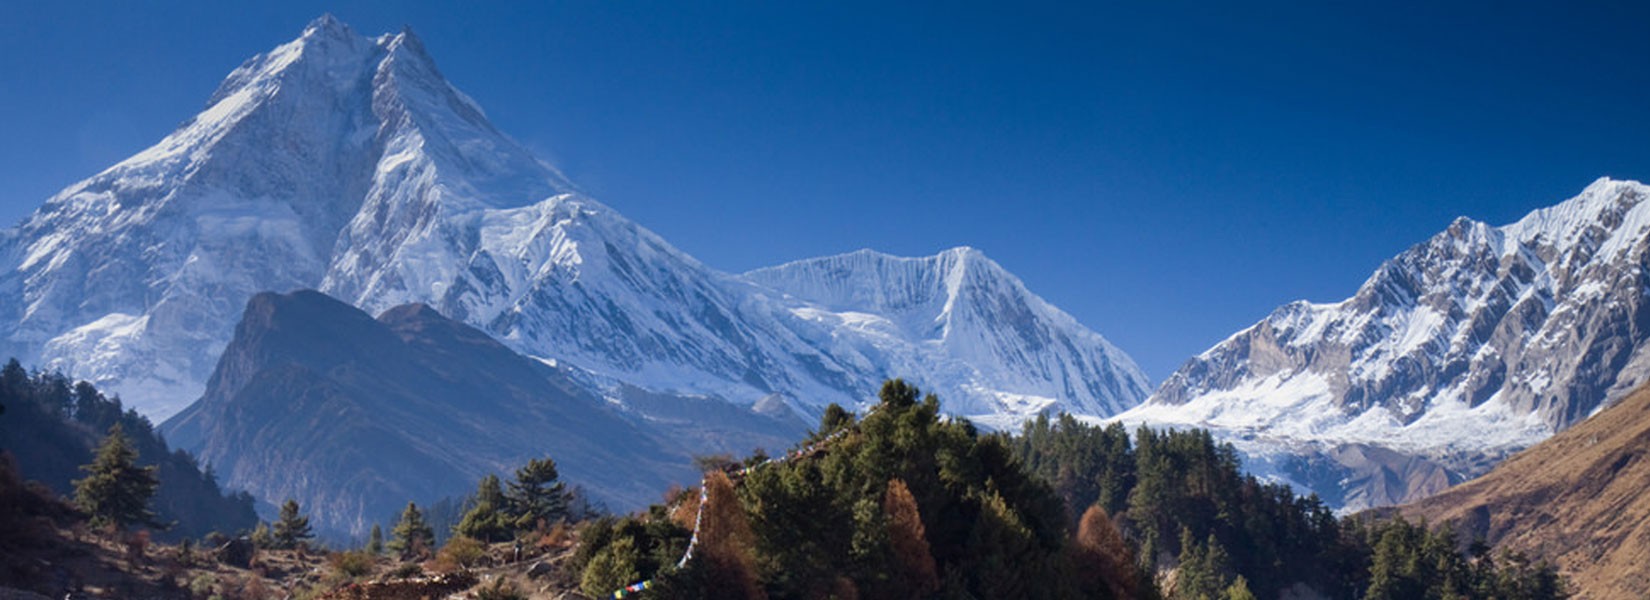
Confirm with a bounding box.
[5,14,1650,520]
[1121,177,1650,510]
[0,15,1147,430]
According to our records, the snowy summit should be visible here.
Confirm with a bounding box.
[0,16,1149,426]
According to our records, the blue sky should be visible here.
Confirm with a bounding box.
[2,2,1647,380]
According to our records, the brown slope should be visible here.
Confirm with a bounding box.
[1399,383,1650,599]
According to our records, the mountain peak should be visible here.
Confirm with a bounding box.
[3,15,1146,434]
[301,13,353,41]
[744,246,1150,421]
[383,25,432,64]
[1132,178,1650,511]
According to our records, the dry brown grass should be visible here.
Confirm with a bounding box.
[1400,384,1650,599]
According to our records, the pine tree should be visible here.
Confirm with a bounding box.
[819,403,853,435]
[455,474,513,542]
[73,423,160,530]
[0,358,22,415]
[1176,527,1212,600]
[967,490,1040,600]
[507,457,569,531]
[580,535,641,598]
[390,502,435,560]
[367,524,385,555]
[878,379,921,409]
[1,358,27,401]
[1176,530,1235,600]
[272,499,314,549]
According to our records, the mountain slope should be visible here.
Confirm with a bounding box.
[0,16,1145,426]
[1398,381,1650,599]
[1120,178,1650,509]
[161,290,705,536]
[746,247,1150,427]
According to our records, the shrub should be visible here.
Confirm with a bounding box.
[429,535,486,573]
[389,563,423,579]
[188,573,217,597]
[329,549,376,578]
[474,577,528,600]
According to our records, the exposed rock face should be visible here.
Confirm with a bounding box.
[1121,178,1650,510]
[0,16,1146,428]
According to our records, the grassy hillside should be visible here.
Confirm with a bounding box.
[1401,383,1650,599]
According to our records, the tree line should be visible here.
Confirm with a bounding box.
[0,359,1574,599]
[0,358,257,540]
[571,381,1569,599]
[1014,413,1568,599]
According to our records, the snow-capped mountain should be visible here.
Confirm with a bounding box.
[1120,178,1650,509]
[0,16,1146,426]
[747,248,1149,426]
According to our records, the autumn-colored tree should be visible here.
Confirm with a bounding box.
[829,576,861,600]
[1075,503,1138,600]
[668,485,701,531]
[882,478,938,598]
[697,470,765,600]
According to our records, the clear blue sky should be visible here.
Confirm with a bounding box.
[2,2,1647,381]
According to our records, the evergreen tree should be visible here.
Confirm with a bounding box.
[390,502,436,559]
[1175,529,1235,600]
[878,378,921,409]
[367,524,385,555]
[272,499,314,549]
[571,379,1575,600]
[1,358,27,402]
[819,403,853,435]
[580,535,642,598]
[507,457,570,531]
[455,474,513,542]
[967,490,1043,599]
[73,423,160,530]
